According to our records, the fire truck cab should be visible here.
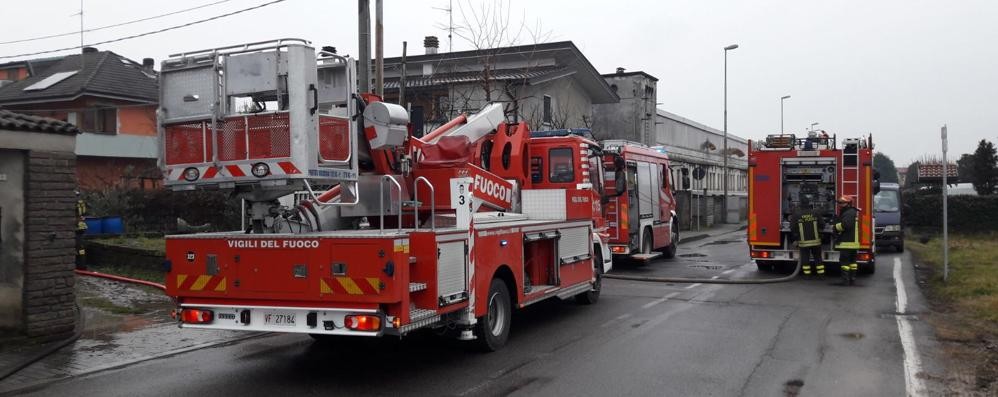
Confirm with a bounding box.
[747,133,879,273]
[601,140,679,261]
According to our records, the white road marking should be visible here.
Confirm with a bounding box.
[721,269,735,275]
[894,257,927,396]
[685,283,701,289]
[641,292,680,309]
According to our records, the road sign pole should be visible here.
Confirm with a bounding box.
[941,125,949,282]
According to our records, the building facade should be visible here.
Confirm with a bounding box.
[0,48,160,190]
[379,39,618,136]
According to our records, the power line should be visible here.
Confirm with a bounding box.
[0,0,232,45]
[0,0,285,60]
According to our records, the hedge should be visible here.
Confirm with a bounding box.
[902,189,998,232]
[82,188,242,233]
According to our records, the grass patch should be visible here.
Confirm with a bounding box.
[79,296,144,315]
[93,236,165,253]
[87,263,166,285]
[907,233,998,324]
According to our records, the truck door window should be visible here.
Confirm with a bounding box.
[588,153,603,194]
[530,157,543,183]
[549,148,575,183]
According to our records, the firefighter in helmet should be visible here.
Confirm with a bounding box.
[76,190,87,269]
[834,195,860,285]
[791,190,824,278]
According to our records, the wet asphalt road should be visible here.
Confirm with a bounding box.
[16,229,937,396]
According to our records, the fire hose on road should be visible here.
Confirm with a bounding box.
[74,269,167,291]
[603,261,802,284]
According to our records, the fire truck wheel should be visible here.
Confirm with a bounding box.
[475,278,511,352]
[575,251,603,305]
[860,261,876,275]
[659,220,679,259]
[641,227,653,255]
[756,262,774,272]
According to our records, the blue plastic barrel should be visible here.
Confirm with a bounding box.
[100,216,124,235]
[84,217,103,235]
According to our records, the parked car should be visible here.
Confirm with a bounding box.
[874,183,903,252]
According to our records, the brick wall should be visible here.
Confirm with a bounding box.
[23,151,77,339]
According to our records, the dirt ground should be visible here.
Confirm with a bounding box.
[913,259,998,396]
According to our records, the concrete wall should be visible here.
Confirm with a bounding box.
[592,73,657,144]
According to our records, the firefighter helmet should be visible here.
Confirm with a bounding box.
[837,195,854,204]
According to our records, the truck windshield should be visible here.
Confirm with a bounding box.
[874,190,900,212]
[549,148,575,183]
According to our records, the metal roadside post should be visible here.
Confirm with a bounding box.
[942,125,949,282]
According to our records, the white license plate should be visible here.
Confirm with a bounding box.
[264,312,297,327]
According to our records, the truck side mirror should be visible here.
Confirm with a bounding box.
[680,168,691,190]
[873,170,881,194]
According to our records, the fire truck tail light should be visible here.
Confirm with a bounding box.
[611,246,626,254]
[858,252,872,262]
[751,251,772,259]
[344,315,381,331]
[181,309,214,324]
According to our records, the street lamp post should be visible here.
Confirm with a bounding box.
[810,122,819,132]
[780,95,791,133]
[723,44,738,224]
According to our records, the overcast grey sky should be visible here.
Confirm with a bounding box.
[3,0,995,165]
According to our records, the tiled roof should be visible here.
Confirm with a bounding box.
[0,51,157,104]
[383,66,566,90]
[0,109,80,134]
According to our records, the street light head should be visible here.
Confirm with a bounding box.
[781,95,791,100]
[724,44,739,51]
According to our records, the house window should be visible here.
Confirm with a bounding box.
[79,107,117,134]
[543,95,552,124]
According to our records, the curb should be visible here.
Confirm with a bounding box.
[0,332,272,396]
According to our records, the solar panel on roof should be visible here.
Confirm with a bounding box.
[23,70,78,91]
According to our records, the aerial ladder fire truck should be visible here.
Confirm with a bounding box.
[746,132,879,273]
[158,39,612,351]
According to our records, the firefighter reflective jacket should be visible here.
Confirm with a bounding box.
[77,199,87,231]
[834,206,860,249]
[793,210,823,248]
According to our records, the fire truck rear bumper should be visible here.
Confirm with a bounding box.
[750,248,873,264]
[177,303,388,337]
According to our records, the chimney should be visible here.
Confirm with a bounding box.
[142,58,155,72]
[82,47,98,54]
[424,36,439,55]
[616,67,625,74]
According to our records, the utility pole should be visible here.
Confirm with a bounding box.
[375,0,384,97]
[722,44,738,223]
[942,125,949,282]
[358,0,371,93]
[399,41,407,106]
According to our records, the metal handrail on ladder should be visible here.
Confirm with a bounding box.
[413,176,436,231]
[380,175,403,233]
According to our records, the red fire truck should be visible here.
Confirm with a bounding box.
[159,40,612,351]
[747,133,878,273]
[601,141,679,261]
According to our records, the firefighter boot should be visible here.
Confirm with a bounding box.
[840,265,851,285]
[816,264,826,280]
[802,264,812,278]
[849,263,858,286]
